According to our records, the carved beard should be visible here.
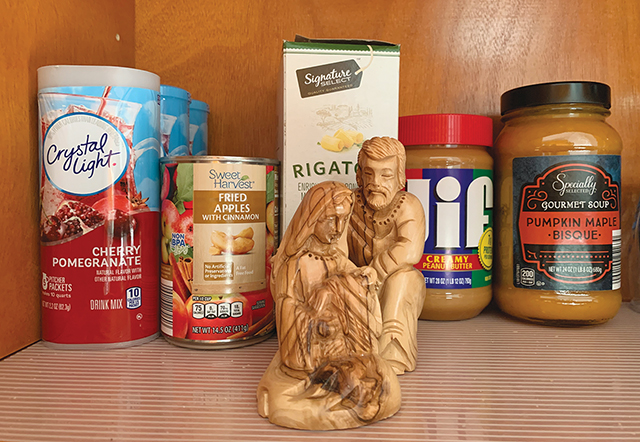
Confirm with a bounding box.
[365,189,391,211]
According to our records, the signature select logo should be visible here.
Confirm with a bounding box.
[304,68,353,88]
[551,173,597,196]
[296,60,363,98]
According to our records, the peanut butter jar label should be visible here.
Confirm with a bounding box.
[407,168,493,289]
[513,155,621,291]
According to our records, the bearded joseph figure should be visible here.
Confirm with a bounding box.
[257,181,401,430]
[348,136,426,375]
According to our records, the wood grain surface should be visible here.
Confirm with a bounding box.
[4,0,640,360]
[136,0,640,301]
[0,0,135,358]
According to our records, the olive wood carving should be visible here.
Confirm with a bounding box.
[257,181,401,430]
[347,136,426,375]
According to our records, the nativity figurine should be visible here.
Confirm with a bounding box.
[257,181,401,430]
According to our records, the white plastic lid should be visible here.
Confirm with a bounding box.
[37,65,160,91]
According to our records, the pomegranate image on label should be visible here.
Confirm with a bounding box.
[41,200,105,242]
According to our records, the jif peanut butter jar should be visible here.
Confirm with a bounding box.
[401,114,494,321]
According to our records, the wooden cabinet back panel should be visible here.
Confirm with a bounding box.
[136,0,640,302]
[0,0,134,358]
[4,1,640,360]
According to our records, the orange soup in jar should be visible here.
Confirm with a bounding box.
[494,81,622,325]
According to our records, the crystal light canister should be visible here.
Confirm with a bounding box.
[38,65,162,348]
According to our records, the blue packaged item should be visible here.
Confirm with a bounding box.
[160,85,190,156]
[189,99,209,156]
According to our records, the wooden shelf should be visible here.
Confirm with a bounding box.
[1,304,639,441]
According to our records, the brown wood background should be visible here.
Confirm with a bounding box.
[136,0,640,300]
[3,0,640,358]
[0,0,135,358]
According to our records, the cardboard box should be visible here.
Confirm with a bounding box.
[278,37,400,234]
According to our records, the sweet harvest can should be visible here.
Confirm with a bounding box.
[160,156,279,349]
[38,65,161,348]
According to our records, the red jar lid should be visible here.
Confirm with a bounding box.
[398,113,493,147]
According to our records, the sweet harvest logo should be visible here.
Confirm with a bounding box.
[208,169,254,189]
[44,113,129,196]
[296,60,363,98]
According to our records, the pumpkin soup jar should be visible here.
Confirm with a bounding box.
[494,81,622,325]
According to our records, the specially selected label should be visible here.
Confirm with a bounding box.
[513,155,621,291]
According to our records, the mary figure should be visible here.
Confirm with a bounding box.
[257,181,401,430]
